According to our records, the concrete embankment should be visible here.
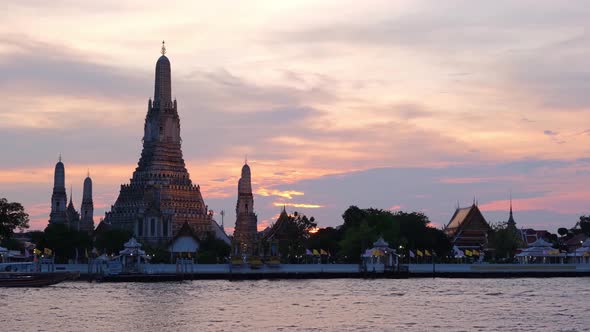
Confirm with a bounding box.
[5,263,590,280]
[408,263,590,278]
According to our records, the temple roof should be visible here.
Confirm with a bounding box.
[446,207,472,230]
[444,204,491,238]
[263,208,291,241]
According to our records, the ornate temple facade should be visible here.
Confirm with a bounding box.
[48,157,94,233]
[103,43,219,244]
[232,162,258,256]
[443,202,491,251]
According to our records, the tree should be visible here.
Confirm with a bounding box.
[36,224,92,263]
[557,227,569,237]
[488,222,525,262]
[337,206,451,263]
[197,232,231,263]
[307,227,341,260]
[94,228,133,255]
[0,198,30,241]
[579,216,590,236]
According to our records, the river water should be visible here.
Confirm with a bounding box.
[1,278,589,331]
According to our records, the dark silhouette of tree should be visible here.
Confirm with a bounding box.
[557,227,569,237]
[338,206,451,263]
[488,222,525,261]
[579,216,590,235]
[94,228,133,255]
[197,232,231,263]
[0,198,29,241]
[36,224,92,263]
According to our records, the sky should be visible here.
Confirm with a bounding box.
[1,0,590,233]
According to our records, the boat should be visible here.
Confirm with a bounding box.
[0,272,78,287]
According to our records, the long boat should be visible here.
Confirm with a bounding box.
[0,272,79,287]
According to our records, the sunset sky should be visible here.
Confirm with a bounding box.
[2,0,590,233]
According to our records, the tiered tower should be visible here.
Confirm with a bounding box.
[103,42,214,244]
[233,161,258,256]
[79,173,94,232]
[49,156,68,224]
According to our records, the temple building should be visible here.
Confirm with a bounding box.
[102,42,223,245]
[232,161,258,256]
[48,157,94,232]
[443,201,492,251]
[261,207,293,259]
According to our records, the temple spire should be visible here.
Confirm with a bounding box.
[154,40,172,106]
[507,191,516,226]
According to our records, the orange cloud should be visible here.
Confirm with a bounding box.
[257,188,304,199]
[272,202,323,209]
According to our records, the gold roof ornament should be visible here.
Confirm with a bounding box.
[161,40,166,55]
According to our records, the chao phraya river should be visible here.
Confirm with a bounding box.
[2,278,589,331]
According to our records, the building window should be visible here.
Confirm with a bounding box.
[163,221,168,237]
[245,203,248,213]
[151,218,156,236]
[138,221,143,236]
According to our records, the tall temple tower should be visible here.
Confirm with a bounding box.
[233,161,258,256]
[49,156,68,224]
[103,42,214,244]
[79,172,94,232]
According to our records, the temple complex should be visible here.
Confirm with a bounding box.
[48,157,94,232]
[102,42,221,244]
[232,162,258,256]
[443,202,491,251]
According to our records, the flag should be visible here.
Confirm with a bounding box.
[44,248,52,256]
[465,249,472,256]
[409,250,415,258]
[425,250,431,257]
[305,249,313,255]
[417,250,423,257]
[320,249,328,256]
[312,249,320,256]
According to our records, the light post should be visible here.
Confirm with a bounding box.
[576,240,583,264]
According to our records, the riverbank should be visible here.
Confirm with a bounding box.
[4,262,590,280]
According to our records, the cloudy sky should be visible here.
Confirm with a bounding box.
[1,0,589,233]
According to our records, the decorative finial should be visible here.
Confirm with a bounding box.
[161,40,166,55]
[245,154,248,165]
[70,185,73,203]
[87,169,90,177]
[58,153,62,163]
